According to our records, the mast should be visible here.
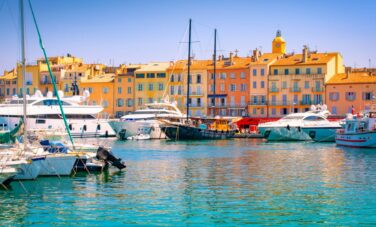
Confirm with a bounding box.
[213,29,217,116]
[20,0,27,144]
[186,19,192,122]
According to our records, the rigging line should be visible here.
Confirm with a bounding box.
[27,0,75,148]
[162,21,189,99]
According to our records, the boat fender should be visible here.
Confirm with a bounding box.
[297,126,301,132]
[286,125,290,130]
[105,130,108,137]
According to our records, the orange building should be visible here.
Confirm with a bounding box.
[326,70,376,115]
[207,53,251,116]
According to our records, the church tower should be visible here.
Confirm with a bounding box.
[272,30,286,54]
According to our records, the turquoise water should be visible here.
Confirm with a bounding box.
[2,139,376,226]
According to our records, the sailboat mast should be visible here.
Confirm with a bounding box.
[186,18,192,122]
[213,29,217,116]
[20,0,27,142]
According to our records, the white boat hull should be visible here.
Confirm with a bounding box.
[336,131,376,148]
[258,126,311,141]
[0,167,18,185]
[38,154,76,176]
[14,157,45,180]
[110,120,166,139]
[0,117,115,138]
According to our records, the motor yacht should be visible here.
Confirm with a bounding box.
[258,105,333,141]
[110,101,185,139]
[0,90,115,138]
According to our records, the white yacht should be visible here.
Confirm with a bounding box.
[258,105,334,141]
[0,166,18,186]
[0,90,115,138]
[110,101,185,139]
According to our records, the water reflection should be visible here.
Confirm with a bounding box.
[1,140,376,225]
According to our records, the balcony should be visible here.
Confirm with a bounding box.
[300,100,312,105]
[290,87,301,92]
[248,101,268,106]
[312,87,324,92]
[269,88,279,93]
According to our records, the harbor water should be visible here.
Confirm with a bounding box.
[2,139,376,226]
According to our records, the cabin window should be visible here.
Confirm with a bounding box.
[97,124,101,130]
[69,124,73,130]
[36,119,46,124]
[83,125,87,131]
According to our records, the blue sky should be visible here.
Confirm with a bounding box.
[1,0,375,72]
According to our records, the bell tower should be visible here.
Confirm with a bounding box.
[272,30,286,54]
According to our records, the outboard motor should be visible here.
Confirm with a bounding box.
[96,146,126,170]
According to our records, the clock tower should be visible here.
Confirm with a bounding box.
[272,30,286,54]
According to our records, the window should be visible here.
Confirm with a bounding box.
[253,108,257,115]
[230,84,236,92]
[306,68,311,75]
[253,69,257,76]
[230,73,235,79]
[138,98,143,105]
[261,69,265,76]
[293,95,298,103]
[211,73,215,80]
[170,74,175,82]
[346,92,356,101]
[177,74,182,82]
[261,95,266,104]
[148,83,154,91]
[282,81,287,89]
[170,86,174,95]
[240,72,246,79]
[210,84,214,92]
[158,83,164,91]
[271,95,276,105]
[197,98,201,107]
[147,73,155,78]
[128,78,132,82]
[295,68,300,75]
[148,98,153,103]
[332,106,337,114]
[220,73,226,79]
[127,98,133,107]
[137,84,143,91]
[102,100,109,108]
[118,78,122,83]
[314,94,323,104]
[284,69,289,75]
[329,92,339,101]
[282,95,287,105]
[177,86,182,95]
[157,73,166,78]
[261,108,264,115]
[220,84,225,92]
[12,88,16,95]
[127,87,132,94]
[240,84,246,91]
[103,87,109,94]
[261,81,265,88]
[273,69,278,75]
[253,81,257,89]
[6,88,9,96]
[118,87,122,94]
[272,108,276,115]
[136,73,145,78]
[304,81,309,89]
[196,74,201,83]
[317,68,322,74]
[253,96,258,104]
[117,98,124,107]
[64,84,69,92]
[363,92,373,100]
[302,94,311,105]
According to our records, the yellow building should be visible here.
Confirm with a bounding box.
[16,62,47,96]
[0,69,18,99]
[80,73,115,117]
[268,45,344,117]
[166,60,210,116]
[134,62,170,108]
[114,64,142,117]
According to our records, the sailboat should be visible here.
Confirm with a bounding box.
[160,20,236,140]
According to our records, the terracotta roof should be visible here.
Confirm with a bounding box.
[326,72,376,85]
[167,60,212,71]
[80,73,115,83]
[135,62,170,72]
[249,53,282,65]
[272,52,339,66]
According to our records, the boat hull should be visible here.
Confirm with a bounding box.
[0,117,115,138]
[0,167,18,185]
[14,157,45,180]
[110,120,166,139]
[258,126,311,141]
[336,131,376,148]
[38,154,76,176]
[301,127,341,142]
[161,125,235,140]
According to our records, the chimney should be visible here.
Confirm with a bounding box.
[253,48,260,62]
[218,55,222,61]
[345,68,351,79]
[302,45,308,63]
[229,52,233,62]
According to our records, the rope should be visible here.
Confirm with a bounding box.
[27,0,75,148]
